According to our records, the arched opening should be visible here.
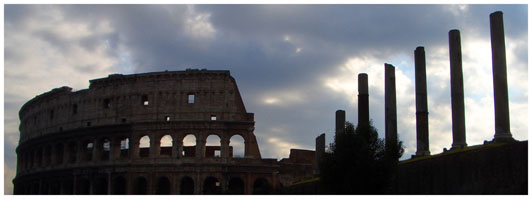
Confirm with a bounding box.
[40,181,49,194]
[252,178,271,194]
[93,177,108,194]
[112,176,127,195]
[50,181,60,194]
[67,142,77,164]
[230,134,246,158]
[83,141,93,162]
[133,176,148,195]
[62,178,74,195]
[76,178,90,195]
[203,176,221,194]
[182,134,196,158]
[119,137,129,158]
[31,182,40,194]
[139,135,151,158]
[160,135,173,157]
[156,176,171,195]
[205,134,221,158]
[101,138,111,161]
[227,177,245,194]
[180,176,194,195]
[54,143,64,165]
[44,145,52,166]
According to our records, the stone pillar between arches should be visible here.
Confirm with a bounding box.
[130,139,140,159]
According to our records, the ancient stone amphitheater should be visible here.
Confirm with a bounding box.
[13,69,314,195]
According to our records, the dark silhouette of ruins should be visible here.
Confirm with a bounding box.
[13,69,316,195]
[307,11,526,194]
[13,11,526,195]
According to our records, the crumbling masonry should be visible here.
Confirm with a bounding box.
[13,69,315,195]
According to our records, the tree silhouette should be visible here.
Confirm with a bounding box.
[319,121,403,194]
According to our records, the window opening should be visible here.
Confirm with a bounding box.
[188,94,195,104]
[141,95,149,106]
[103,98,110,108]
[73,104,78,114]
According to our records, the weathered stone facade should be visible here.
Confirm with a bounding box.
[13,69,312,195]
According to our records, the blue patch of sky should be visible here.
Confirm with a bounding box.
[115,51,135,74]
[391,55,415,81]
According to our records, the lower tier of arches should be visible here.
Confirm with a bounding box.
[13,164,277,195]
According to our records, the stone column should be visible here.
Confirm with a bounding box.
[335,110,346,136]
[221,136,230,158]
[244,140,250,158]
[449,29,467,149]
[196,135,206,159]
[490,11,515,142]
[415,47,431,156]
[93,139,102,162]
[33,150,39,168]
[172,138,180,159]
[385,64,398,154]
[176,139,183,159]
[151,136,161,158]
[63,145,69,165]
[76,142,84,164]
[315,133,325,175]
[358,73,370,128]
[110,139,121,161]
[50,145,57,166]
[130,138,140,159]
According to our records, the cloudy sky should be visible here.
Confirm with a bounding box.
[3,4,528,194]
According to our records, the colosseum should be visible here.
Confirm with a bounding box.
[13,69,316,195]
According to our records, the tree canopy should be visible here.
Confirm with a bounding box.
[319,121,404,194]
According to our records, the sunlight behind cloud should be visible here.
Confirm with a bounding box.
[184,5,216,40]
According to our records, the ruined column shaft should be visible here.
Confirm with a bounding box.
[358,73,370,128]
[449,29,467,149]
[490,11,514,142]
[335,110,346,136]
[315,133,325,175]
[415,47,430,156]
[384,64,398,150]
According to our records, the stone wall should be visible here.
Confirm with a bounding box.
[394,141,527,194]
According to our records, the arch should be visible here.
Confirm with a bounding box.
[139,135,150,158]
[133,176,148,195]
[179,176,194,195]
[205,134,221,158]
[40,181,49,194]
[119,137,130,158]
[252,178,271,194]
[93,176,108,194]
[44,145,52,166]
[62,178,74,195]
[31,182,40,194]
[159,135,173,156]
[227,177,245,194]
[101,138,111,161]
[203,176,221,194]
[155,176,171,195]
[182,134,196,157]
[54,143,64,165]
[229,134,246,158]
[111,176,127,195]
[50,180,61,194]
[76,178,90,195]
[83,141,94,162]
[67,141,78,163]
